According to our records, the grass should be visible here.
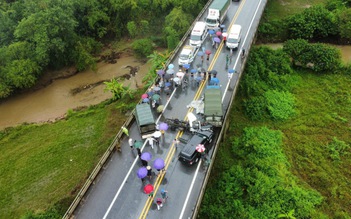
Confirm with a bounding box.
[0,95,141,218]
[264,0,328,20]
[218,70,351,217]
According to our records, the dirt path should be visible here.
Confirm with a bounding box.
[0,53,150,130]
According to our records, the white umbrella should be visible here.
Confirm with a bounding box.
[173,77,180,84]
[153,131,162,138]
[166,69,175,75]
[176,72,185,78]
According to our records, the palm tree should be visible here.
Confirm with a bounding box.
[104,78,135,100]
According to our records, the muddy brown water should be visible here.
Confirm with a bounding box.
[0,55,150,130]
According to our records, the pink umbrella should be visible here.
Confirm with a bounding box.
[196,144,205,153]
[141,94,148,99]
[216,31,222,36]
[144,184,154,194]
[205,50,212,55]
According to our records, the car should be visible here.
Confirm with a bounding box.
[178,130,214,166]
[178,45,196,66]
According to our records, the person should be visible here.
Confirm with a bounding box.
[147,137,155,149]
[122,126,129,136]
[206,54,210,61]
[173,138,180,149]
[225,54,229,69]
[156,198,163,210]
[161,189,168,202]
[136,147,141,157]
[241,48,246,58]
[128,138,133,149]
[147,166,153,179]
[141,159,148,167]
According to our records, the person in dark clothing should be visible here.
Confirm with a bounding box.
[136,148,141,157]
[141,159,148,167]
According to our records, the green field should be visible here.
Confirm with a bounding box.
[0,100,133,218]
[264,0,327,20]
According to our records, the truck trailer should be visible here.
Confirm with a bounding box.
[204,85,223,127]
[205,0,231,29]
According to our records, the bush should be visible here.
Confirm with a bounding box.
[132,38,154,58]
[327,137,350,161]
[244,96,268,121]
[127,21,137,38]
[264,90,296,121]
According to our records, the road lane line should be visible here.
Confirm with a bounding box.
[222,0,263,103]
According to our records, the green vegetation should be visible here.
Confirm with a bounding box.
[0,92,144,218]
[0,0,207,99]
[200,43,351,217]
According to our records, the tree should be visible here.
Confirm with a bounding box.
[132,39,154,58]
[104,78,135,100]
[337,8,351,40]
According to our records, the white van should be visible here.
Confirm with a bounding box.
[190,22,207,48]
[226,24,242,49]
[178,45,196,66]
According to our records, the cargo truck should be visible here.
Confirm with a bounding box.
[135,104,156,139]
[205,0,231,29]
[204,85,223,127]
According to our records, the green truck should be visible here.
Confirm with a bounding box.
[135,104,156,139]
[205,0,231,29]
[204,85,223,127]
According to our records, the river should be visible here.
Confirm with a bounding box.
[0,54,150,130]
[1,44,350,130]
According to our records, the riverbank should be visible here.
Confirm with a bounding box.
[0,52,150,130]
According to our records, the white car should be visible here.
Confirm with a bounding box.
[178,45,196,66]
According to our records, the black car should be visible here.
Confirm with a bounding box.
[178,130,213,166]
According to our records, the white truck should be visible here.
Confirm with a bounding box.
[190,22,207,48]
[226,24,242,49]
[178,45,196,66]
[205,0,231,29]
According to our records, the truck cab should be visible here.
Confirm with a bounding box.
[178,45,196,66]
[134,104,156,139]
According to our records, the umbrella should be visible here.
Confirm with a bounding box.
[157,70,165,76]
[190,69,197,73]
[214,37,221,43]
[176,72,185,78]
[168,64,174,69]
[165,82,171,87]
[157,105,164,113]
[222,32,228,37]
[141,94,148,99]
[152,94,160,101]
[196,76,203,82]
[173,77,180,83]
[197,51,204,57]
[144,184,154,194]
[211,78,220,84]
[153,86,161,92]
[147,91,154,96]
[196,144,206,153]
[153,158,165,170]
[208,29,215,35]
[183,64,190,69]
[142,98,150,103]
[216,31,222,36]
[134,140,143,149]
[210,70,218,75]
[159,122,169,131]
[137,167,148,179]
[228,69,235,73]
[141,152,152,161]
[153,131,161,138]
[166,69,174,75]
[220,24,225,28]
[205,50,212,55]
[164,74,172,80]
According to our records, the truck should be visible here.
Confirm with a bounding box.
[205,0,231,29]
[204,85,223,127]
[189,21,207,48]
[134,103,157,139]
[178,45,196,66]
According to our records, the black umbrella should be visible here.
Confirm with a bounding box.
[210,70,218,75]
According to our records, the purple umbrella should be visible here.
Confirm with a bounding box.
[137,167,148,179]
[214,37,221,43]
[157,70,165,76]
[141,152,152,161]
[153,158,165,170]
[159,122,169,131]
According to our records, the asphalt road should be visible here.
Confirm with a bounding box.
[73,0,267,218]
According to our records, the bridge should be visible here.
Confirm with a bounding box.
[65,0,267,218]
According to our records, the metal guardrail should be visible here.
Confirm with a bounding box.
[191,0,269,218]
[63,1,213,218]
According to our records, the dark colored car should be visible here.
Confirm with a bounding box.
[178,130,213,166]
